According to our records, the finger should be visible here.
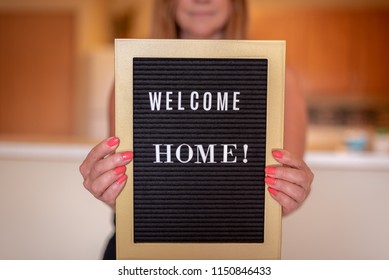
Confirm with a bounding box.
[99,174,128,211]
[265,165,306,189]
[89,165,127,198]
[267,187,299,216]
[265,176,307,204]
[273,149,307,169]
[89,151,133,182]
[266,149,314,191]
[80,137,120,178]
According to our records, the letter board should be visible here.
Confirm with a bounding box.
[115,39,285,259]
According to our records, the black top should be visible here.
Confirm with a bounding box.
[102,231,116,260]
[102,215,116,260]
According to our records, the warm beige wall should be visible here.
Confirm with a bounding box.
[0,142,113,259]
[282,162,389,259]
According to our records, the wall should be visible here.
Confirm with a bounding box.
[282,153,389,259]
[0,141,113,259]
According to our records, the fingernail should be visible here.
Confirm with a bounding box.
[272,150,283,159]
[268,187,279,196]
[116,174,127,185]
[265,167,276,175]
[121,151,133,161]
[265,177,276,185]
[115,166,126,175]
[107,137,119,147]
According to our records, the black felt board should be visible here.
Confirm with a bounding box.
[132,58,267,243]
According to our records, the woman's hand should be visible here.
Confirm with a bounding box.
[265,149,314,216]
[79,137,133,211]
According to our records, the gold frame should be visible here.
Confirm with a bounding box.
[115,39,285,260]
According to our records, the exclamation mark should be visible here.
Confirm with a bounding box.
[243,144,248,163]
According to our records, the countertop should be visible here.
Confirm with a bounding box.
[305,151,389,171]
[1,139,388,170]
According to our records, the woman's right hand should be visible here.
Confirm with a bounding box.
[79,137,133,211]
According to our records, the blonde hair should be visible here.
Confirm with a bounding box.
[150,0,247,40]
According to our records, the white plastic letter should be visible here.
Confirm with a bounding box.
[176,144,193,163]
[233,92,240,111]
[222,144,237,163]
[153,144,173,163]
[195,144,216,163]
[149,92,162,111]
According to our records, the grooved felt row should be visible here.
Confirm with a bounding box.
[133,58,268,243]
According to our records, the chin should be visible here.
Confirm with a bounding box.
[189,30,223,40]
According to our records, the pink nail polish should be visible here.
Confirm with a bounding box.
[265,167,276,175]
[265,177,276,185]
[272,150,283,159]
[121,151,133,161]
[268,187,279,196]
[116,174,127,185]
[107,137,119,147]
[115,166,126,175]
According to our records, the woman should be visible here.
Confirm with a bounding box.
[80,0,313,259]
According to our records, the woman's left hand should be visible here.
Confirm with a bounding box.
[265,149,314,216]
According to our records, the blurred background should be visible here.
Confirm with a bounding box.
[0,0,388,259]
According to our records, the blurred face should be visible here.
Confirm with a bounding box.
[175,0,232,39]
